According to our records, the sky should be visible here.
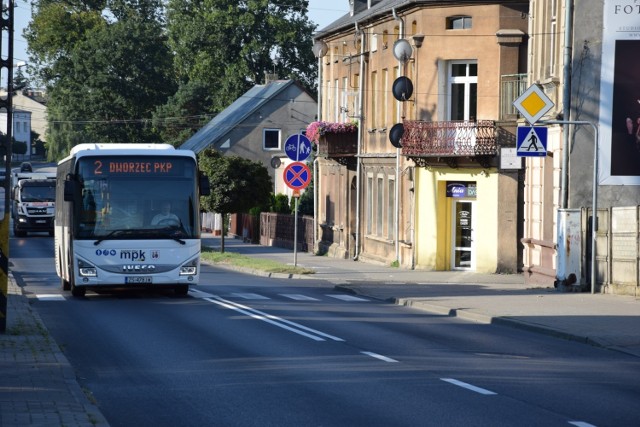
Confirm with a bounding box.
[11,0,350,67]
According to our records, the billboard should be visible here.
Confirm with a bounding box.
[599,0,640,184]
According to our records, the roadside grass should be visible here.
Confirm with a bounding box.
[201,247,315,275]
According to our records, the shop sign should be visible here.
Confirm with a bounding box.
[446,181,477,198]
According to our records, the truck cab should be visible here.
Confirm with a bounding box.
[11,173,56,237]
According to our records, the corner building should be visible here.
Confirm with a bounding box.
[314,0,528,273]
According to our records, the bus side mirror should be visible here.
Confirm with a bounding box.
[199,173,210,196]
[63,180,79,202]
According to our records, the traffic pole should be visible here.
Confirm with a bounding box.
[293,193,299,267]
[0,0,15,332]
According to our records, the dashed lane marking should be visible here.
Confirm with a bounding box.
[327,294,369,302]
[231,293,270,300]
[280,294,320,301]
[361,351,399,363]
[440,378,497,395]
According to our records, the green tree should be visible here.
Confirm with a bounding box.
[13,67,29,93]
[152,80,214,147]
[26,0,174,160]
[12,141,28,156]
[198,149,272,252]
[166,0,317,114]
[30,131,46,157]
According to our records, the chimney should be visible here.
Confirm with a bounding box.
[264,72,278,84]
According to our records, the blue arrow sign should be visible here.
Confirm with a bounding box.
[517,126,548,157]
[284,134,313,162]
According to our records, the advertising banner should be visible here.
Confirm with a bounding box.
[599,0,640,184]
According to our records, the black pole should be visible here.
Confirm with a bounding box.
[0,0,15,332]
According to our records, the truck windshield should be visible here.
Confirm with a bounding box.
[74,156,200,240]
[21,186,55,202]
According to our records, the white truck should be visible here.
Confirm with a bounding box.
[11,172,56,237]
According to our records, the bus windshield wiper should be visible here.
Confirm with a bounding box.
[93,229,137,245]
[158,227,186,245]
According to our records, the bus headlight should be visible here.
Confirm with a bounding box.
[179,259,198,276]
[78,260,97,277]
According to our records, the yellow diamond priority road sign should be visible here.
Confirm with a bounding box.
[513,84,554,125]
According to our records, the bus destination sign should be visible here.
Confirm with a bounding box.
[80,157,190,178]
[96,160,175,175]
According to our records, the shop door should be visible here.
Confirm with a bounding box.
[452,200,475,270]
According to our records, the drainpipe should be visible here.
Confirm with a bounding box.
[393,8,404,264]
[560,1,573,209]
[354,22,365,260]
[314,53,323,251]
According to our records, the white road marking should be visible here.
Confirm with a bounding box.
[36,294,66,301]
[361,351,399,363]
[327,294,369,302]
[440,378,497,395]
[204,295,345,342]
[231,293,270,300]
[568,422,597,427]
[189,289,216,298]
[280,294,320,301]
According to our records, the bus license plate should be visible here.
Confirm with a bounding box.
[125,276,152,284]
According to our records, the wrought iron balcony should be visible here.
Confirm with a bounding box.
[401,120,497,159]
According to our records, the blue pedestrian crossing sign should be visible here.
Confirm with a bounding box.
[517,126,548,157]
[284,134,313,162]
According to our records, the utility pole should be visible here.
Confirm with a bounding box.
[0,0,15,332]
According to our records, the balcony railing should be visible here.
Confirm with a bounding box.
[401,120,497,158]
[501,73,528,120]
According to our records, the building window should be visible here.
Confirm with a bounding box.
[366,175,373,234]
[340,77,348,121]
[377,176,384,236]
[388,177,395,240]
[447,16,472,30]
[263,129,281,150]
[382,68,388,129]
[370,70,378,129]
[325,78,331,120]
[548,0,558,77]
[334,78,340,120]
[394,66,401,122]
[448,61,477,121]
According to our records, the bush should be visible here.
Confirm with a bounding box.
[271,193,291,214]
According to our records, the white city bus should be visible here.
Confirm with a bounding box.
[55,143,210,297]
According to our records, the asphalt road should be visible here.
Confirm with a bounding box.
[11,234,640,427]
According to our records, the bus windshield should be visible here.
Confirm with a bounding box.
[74,155,200,240]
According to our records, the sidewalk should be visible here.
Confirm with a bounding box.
[0,276,110,427]
[203,234,640,358]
